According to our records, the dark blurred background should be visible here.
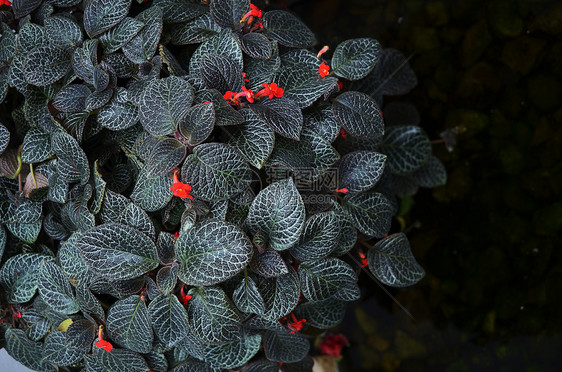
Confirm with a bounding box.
[274,0,562,370]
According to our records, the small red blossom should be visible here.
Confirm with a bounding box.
[337,81,343,90]
[173,231,180,239]
[241,4,263,22]
[223,90,239,105]
[0,0,11,6]
[358,251,368,268]
[242,72,249,82]
[170,171,193,200]
[240,86,255,103]
[95,326,113,353]
[318,62,330,77]
[287,313,306,334]
[317,45,329,59]
[339,128,347,139]
[13,310,21,318]
[335,188,348,194]
[179,284,192,305]
[259,83,284,99]
[318,333,349,358]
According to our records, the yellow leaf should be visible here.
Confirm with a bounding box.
[57,318,73,332]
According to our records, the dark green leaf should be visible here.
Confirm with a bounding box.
[189,28,243,74]
[139,76,194,136]
[295,299,347,329]
[66,319,97,349]
[175,219,253,286]
[5,329,56,372]
[98,97,139,131]
[410,155,447,187]
[209,0,249,28]
[0,253,53,303]
[91,342,149,372]
[42,331,86,366]
[117,202,156,240]
[58,233,95,286]
[258,267,300,320]
[233,274,265,314]
[15,22,46,54]
[187,286,241,343]
[130,168,173,212]
[249,249,288,278]
[267,128,340,184]
[122,6,163,64]
[244,42,280,92]
[178,102,215,145]
[204,333,261,369]
[45,15,83,49]
[6,220,42,243]
[84,0,132,38]
[225,108,274,169]
[246,178,305,251]
[200,53,243,93]
[290,211,340,261]
[100,17,144,54]
[53,84,91,113]
[21,128,52,163]
[78,223,158,280]
[330,201,357,256]
[38,260,80,314]
[379,125,431,175]
[154,0,207,23]
[76,282,106,321]
[368,233,425,287]
[332,91,384,139]
[156,263,178,294]
[85,88,113,111]
[0,123,8,156]
[331,38,381,80]
[337,151,386,193]
[342,192,393,237]
[263,10,314,48]
[181,143,252,201]
[241,32,272,59]
[299,257,360,302]
[107,294,153,353]
[249,97,303,140]
[72,39,98,84]
[374,48,417,95]
[303,105,340,143]
[12,0,42,19]
[170,13,221,45]
[194,89,244,126]
[275,65,337,108]
[0,23,15,62]
[52,132,90,184]
[23,45,71,86]
[263,329,309,363]
[148,293,188,348]
[146,138,186,178]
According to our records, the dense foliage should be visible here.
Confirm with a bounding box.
[0,0,446,371]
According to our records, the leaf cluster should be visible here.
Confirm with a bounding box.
[0,0,445,370]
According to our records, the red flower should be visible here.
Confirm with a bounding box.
[335,188,348,194]
[339,128,347,139]
[317,45,329,59]
[287,313,306,334]
[259,83,284,99]
[223,90,239,106]
[239,86,254,103]
[173,231,180,239]
[337,81,343,90]
[358,251,368,268]
[179,284,192,305]
[170,171,193,200]
[241,4,263,22]
[12,310,21,318]
[318,62,330,77]
[0,0,11,6]
[318,333,349,358]
[95,326,113,353]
